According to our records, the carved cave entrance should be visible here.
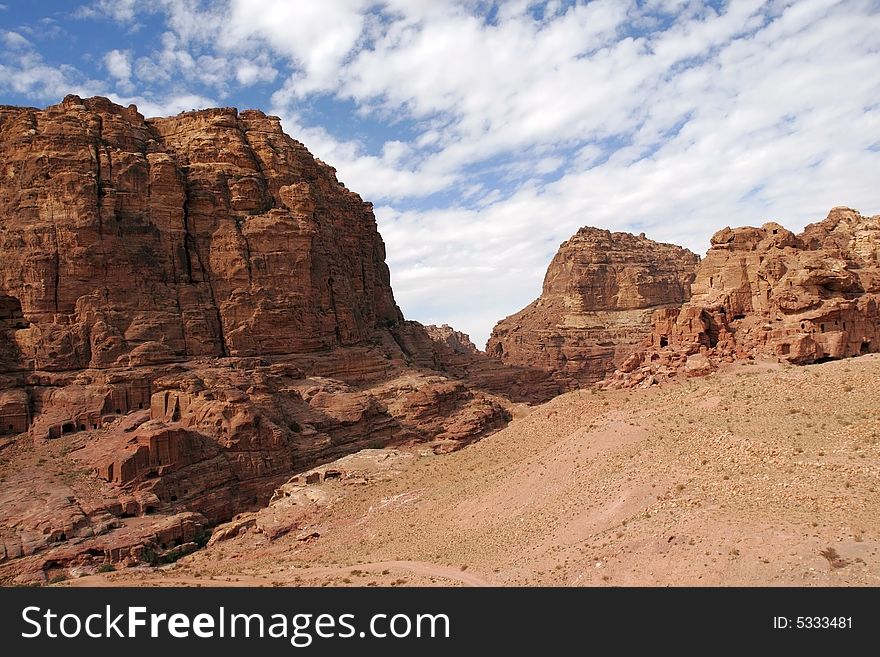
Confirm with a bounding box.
[0,295,23,321]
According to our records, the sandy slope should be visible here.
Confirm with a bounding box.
[70,355,880,587]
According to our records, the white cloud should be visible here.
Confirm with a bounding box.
[132,31,232,96]
[108,91,218,118]
[2,31,29,49]
[270,109,458,199]
[222,0,369,95]
[234,55,277,86]
[103,49,133,92]
[76,0,139,23]
[0,37,102,101]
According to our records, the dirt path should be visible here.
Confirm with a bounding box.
[305,560,493,586]
[67,560,493,587]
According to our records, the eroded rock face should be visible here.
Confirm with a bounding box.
[0,352,518,582]
[424,324,478,354]
[408,322,565,403]
[209,448,416,545]
[605,207,880,388]
[486,228,699,385]
[650,208,879,360]
[0,95,401,371]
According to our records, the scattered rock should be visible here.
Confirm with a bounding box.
[685,353,716,377]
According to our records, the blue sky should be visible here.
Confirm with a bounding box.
[2,0,879,346]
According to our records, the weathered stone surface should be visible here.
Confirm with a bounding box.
[424,324,478,354]
[648,208,879,361]
[487,228,699,385]
[209,448,415,544]
[0,388,29,435]
[605,207,880,388]
[0,95,401,371]
[403,321,564,403]
[0,345,521,580]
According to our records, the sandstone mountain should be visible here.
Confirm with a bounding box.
[487,228,699,385]
[609,207,880,387]
[0,96,555,582]
[0,96,405,370]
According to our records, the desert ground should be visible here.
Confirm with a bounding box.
[61,354,880,587]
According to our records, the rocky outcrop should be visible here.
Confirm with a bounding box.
[209,448,416,545]
[424,324,478,354]
[660,207,878,361]
[0,95,401,372]
[0,354,517,582]
[486,228,699,385]
[405,322,564,403]
[604,207,880,388]
[0,388,29,435]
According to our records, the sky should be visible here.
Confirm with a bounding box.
[1,0,879,347]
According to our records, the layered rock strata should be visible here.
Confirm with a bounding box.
[0,95,402,371]
[487,228,699,385]
[605,207,880,388]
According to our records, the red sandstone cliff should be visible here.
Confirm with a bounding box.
[606,207,880,388]
[424,324,478,354]
[486,228,699,385]
[0,95,403,371]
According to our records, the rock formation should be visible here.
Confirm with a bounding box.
[605,207,880,388]
[207,448,416,545]
[416,322,566,403]
[424,324,478,354]
[0,95,402,371]
[0,96,549,583]
[486,228,699,385]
